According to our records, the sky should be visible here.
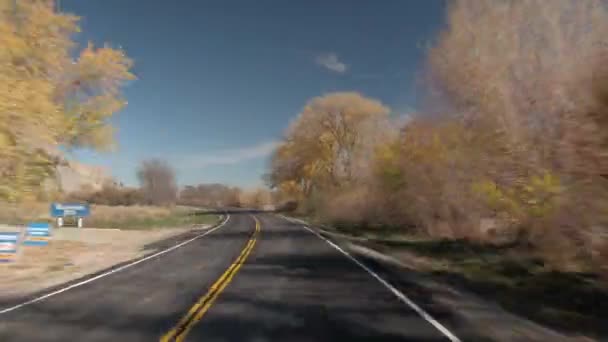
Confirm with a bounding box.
[61,0,447,189]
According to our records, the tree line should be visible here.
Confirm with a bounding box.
[67,157,274,209]
[266,0,608,277]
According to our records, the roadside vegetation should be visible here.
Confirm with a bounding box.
[81,205,219,229]
[0,202,220,229]
[267,0,608,338]
[179,183,241,208]
[178,183,274,209]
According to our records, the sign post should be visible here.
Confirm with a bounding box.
[0,232,20,262]
[50,203,90,228]
[23,222,52,246]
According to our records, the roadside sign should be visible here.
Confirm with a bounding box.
[51,203,90,228]
[50,203,90,218]
[0,232,20,262]
[23,222,52,246]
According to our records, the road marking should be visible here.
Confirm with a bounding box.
[161,216,260,342]
[301,225,462,342]
[0,214,231,315]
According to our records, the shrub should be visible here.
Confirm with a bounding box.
[136,159,177,206]
[64,184,144,206]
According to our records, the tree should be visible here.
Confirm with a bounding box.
[419,0,608,263]
[427,0,608,172]
[267,92,392,198]
[0,0,135,201]
[137,159,177,205]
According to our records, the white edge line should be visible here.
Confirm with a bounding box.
[301,224,462,342]
[0,214,231,315]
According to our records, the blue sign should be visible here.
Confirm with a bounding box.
[50,203,90,218]
[0,232,20,262]
[23,222,52,246]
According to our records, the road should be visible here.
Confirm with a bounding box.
[0,213,459,341]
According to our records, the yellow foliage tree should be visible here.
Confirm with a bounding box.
[0,0,134,201]
[268,92,391,199]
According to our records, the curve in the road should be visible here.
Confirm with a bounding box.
[161,215,260,342]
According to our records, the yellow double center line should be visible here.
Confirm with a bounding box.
[161,216,261,342]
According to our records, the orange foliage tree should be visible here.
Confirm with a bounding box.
[0,0,134,201]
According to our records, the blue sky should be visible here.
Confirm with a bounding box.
[61,0,446,188]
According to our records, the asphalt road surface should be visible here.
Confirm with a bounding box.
[0,213,459,342]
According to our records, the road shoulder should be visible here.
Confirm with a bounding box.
[279,214,593,342]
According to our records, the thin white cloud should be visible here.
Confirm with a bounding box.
[178,141,279,169]
[315,53,348,74]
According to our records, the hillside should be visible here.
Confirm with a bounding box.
[55,160,113,194]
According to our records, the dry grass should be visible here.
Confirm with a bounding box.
[0,202,208,229]
[89,205,173,222]
[0,203,174,221]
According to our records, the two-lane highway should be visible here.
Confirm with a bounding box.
[0,213,458,341]
[161,216,261,341]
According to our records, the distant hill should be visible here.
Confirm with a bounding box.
[55,160,113,193]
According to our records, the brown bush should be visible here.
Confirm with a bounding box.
[136,159,177,206]
[319,186,371,225]
[239,188,273,209]
[418,0,608,269]
[178,184,241,208]
[64,183,143,206]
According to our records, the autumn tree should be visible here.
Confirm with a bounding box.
[137,159,177,206]
[427,0,608,173]
[420,0,608,263]
[267,92,392,200]
[0,0,134,201]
